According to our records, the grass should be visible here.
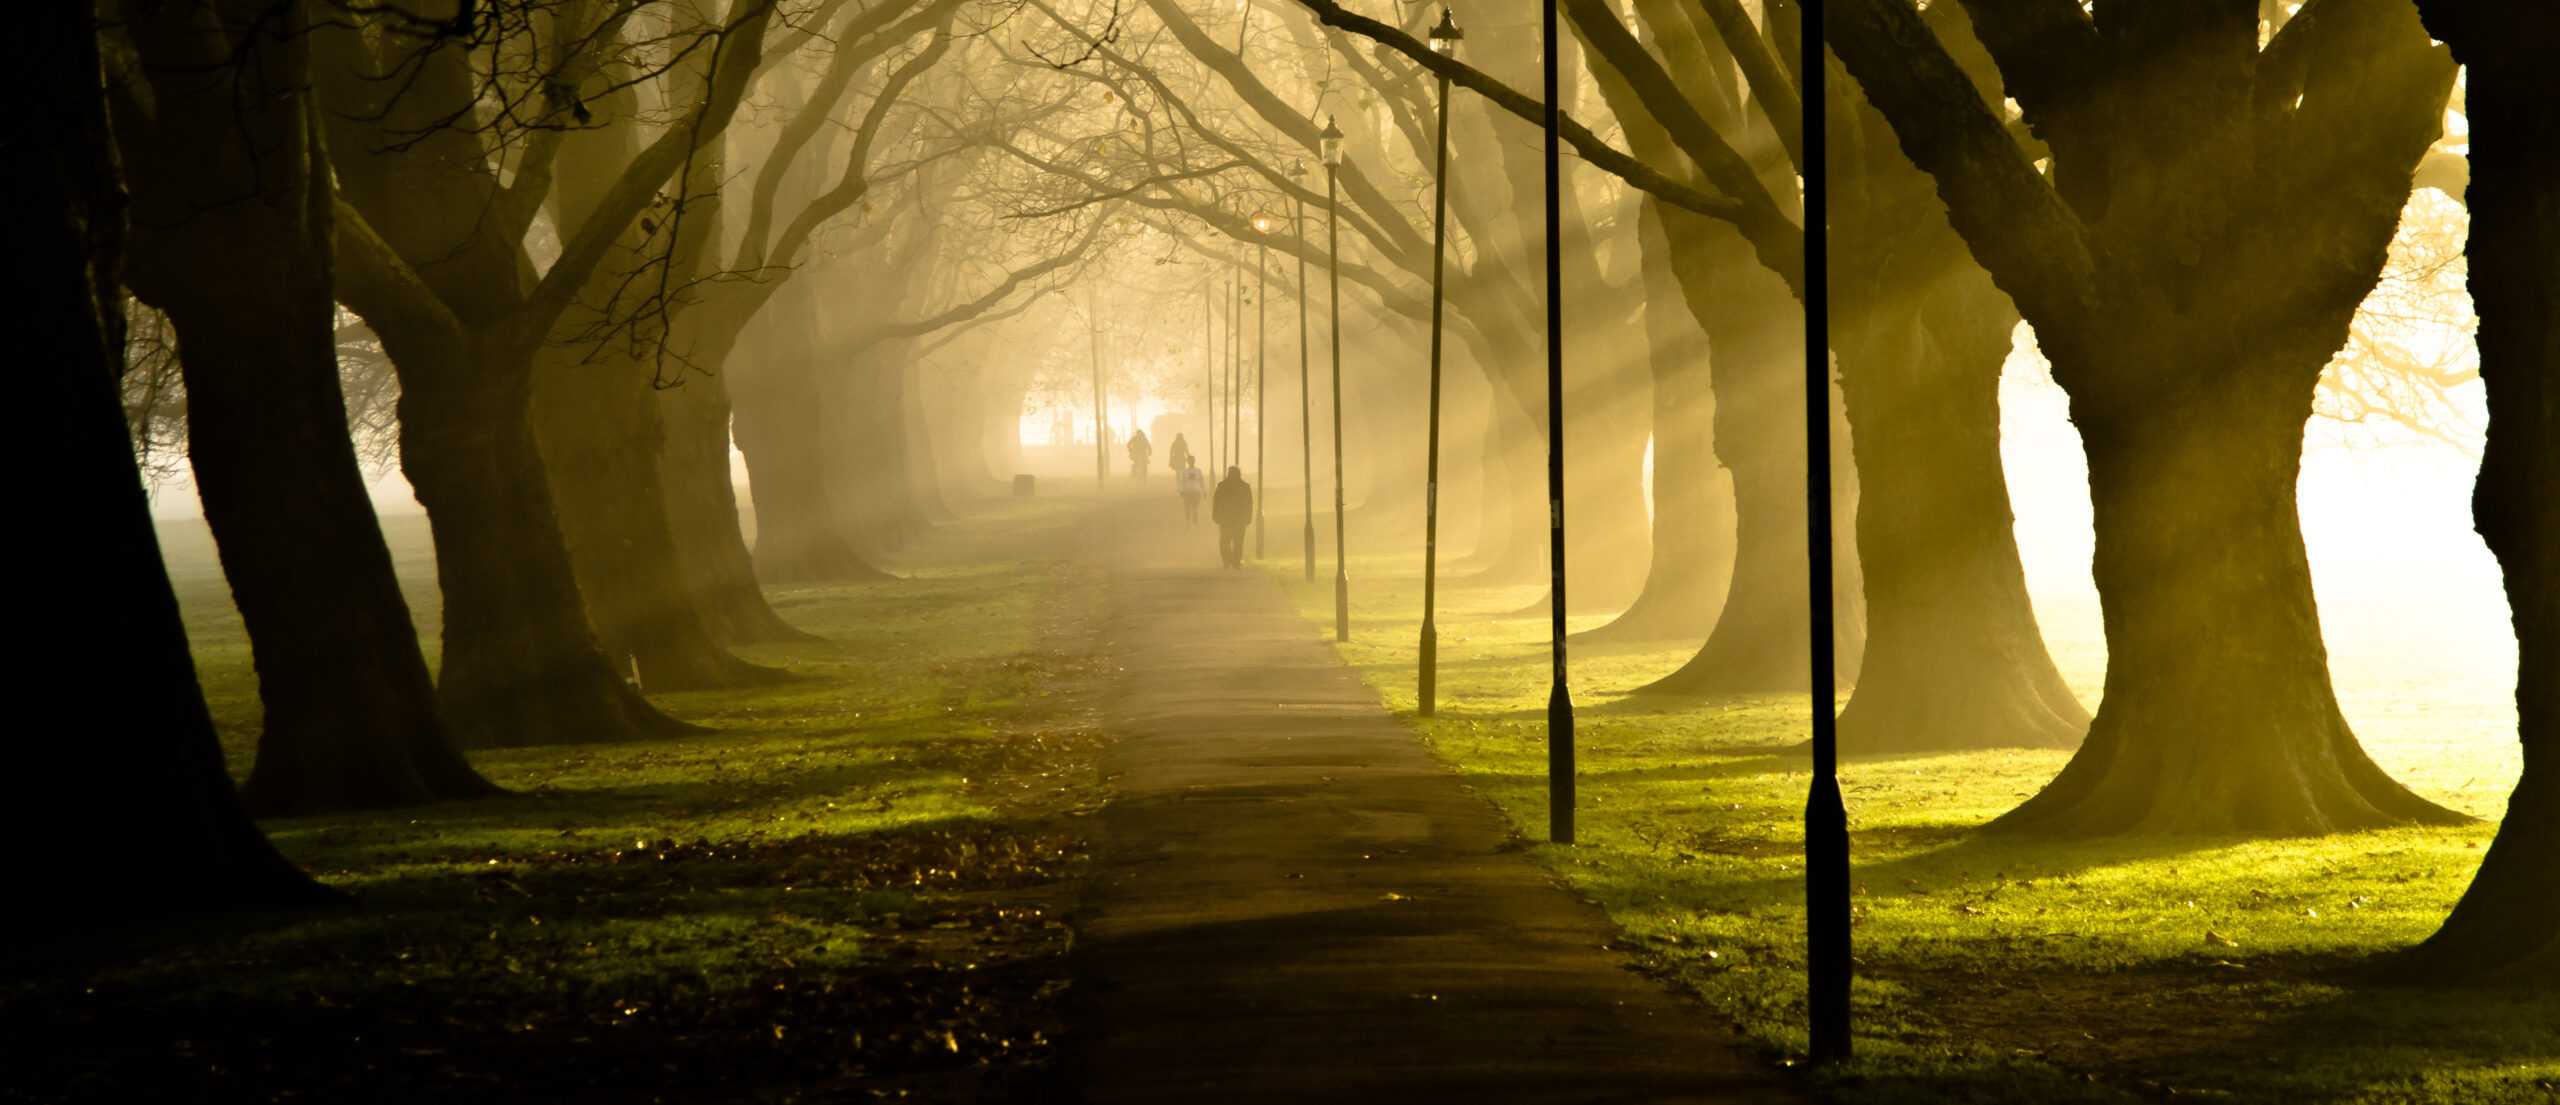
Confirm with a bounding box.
[4,495,1109,1103]
[1268,550,2558,1105]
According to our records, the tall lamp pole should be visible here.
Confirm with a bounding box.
[1091,288,1108,493]
[1419,8,1462,718]
[1252,216,1273,559]
[1232,268,1244,485]
[1204,287,1215,474]
[1798,0,1851,1065]
[1540,0,1573,845]
[1320,117,1349,641]
[1290,164,1315,582]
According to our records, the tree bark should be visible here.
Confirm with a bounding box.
[1831,62,2088,753]
[1637,212,1862,693]
[733,337,893,583]
[1833,265,2085,752]
[1832,0,2465,833]
[2392,0,2559,981]
[19,4,330,926]
[393,330,702,749]
[1580,201,1736,643]
[530,94,793,693]
[533,342,793,691]
[319,6,770,746]
[111,0,497,814]
[657,368,823,643]
[1995,368,2467,833]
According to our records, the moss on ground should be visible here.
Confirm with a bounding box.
[1272,552,2557,1105]
[4,496,1108,1103]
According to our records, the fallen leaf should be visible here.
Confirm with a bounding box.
[2205,931,2239,947]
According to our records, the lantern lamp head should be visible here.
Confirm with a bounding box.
[1319,116,1345,166]
[1428,8,1463,58]
[1252,213,1277,234]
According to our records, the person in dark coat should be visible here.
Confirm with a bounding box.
[1210,465,1253,569]
[1127,429,1153,479]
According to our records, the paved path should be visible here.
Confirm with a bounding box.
[1063,497,1806,1104]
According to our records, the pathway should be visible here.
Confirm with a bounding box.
[1062,495,1806,1103]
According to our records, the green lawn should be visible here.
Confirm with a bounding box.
[1270,552,2556,1105]
[4,495,1106,1102]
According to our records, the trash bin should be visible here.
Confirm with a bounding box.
[1012,474,1036,497]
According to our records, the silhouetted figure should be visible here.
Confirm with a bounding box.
[1166,432,1192,474]
[1128,429,1153,480]
[1212,465,1253,569]
[1178,459,1207,525]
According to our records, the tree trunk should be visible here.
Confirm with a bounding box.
[533,344,792,692]
[1830,0,2458,835]
[396,335,701,749]
[837,354,934,559]
[318,17,698,751]
[2392,2,2559,981]
[21,5,329,925]
[1993,365,2467,834]
[1638,214,1843,693]
[1581,201,1736,643]
[112,0,496,815]
[175,298,502,810]
[733,352,892,583]
[1832,264,2085,751]
[657,369,823,643]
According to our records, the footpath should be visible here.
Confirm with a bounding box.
[1061,495,1807,1104]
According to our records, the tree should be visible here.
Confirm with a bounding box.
[321,3,778,747]
[106,0,498,813]
[1829,0,2469,832]
[2391,0,2559,981]
[529,30,793,692]
[18,1,327,923]
[1825,10,2088,751]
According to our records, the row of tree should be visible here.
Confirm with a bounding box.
[19,0,2549,981]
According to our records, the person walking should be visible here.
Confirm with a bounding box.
[1166,432,1192,475]
[1178,458,1207,525]
[1211,465,1253,569]
[1127,429,1153,480]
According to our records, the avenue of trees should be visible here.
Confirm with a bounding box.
[23,0,2550,980]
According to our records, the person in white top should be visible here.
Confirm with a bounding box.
[1177,460,1207,525]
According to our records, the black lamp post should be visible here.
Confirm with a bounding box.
[1321,116,1349,641]
[1252,212,1274,559]
[1232,268,1244,489]
[1540,0,1572,845]
[1203,286,1215,476]
[1290,162,1314,582]
[1091,288,1107,493]
[1418,6,1462,718]
[1798,0,1851,1065]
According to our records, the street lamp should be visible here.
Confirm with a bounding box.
[1798,0,1851,1066]
[1539,0,1573,844]
[1419,7,1461,718]
[1091,287,1107,493]
[1320,116,1348,641]
[1252,212,1276,559]
[1289,162,1314,583]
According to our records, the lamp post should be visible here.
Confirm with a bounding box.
[1418,7,1462,718]
[1540,0,1573,845]
[1203,286,1215,475]
[1289,163,1314,582]
[1232,269,1244,487]
[1091,287,1107,493]
[1252,213,1274,559]
[1320,116,1349,641]
[1798,0,1851,1065]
